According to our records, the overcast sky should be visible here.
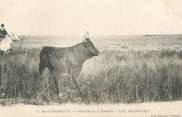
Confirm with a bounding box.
[0,0,182,35]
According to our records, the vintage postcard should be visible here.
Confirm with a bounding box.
[0,0,182,117]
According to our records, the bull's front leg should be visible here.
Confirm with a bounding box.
[70,68,88,104]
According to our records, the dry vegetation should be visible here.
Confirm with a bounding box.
[0,35,182,105]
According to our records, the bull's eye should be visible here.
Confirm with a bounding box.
[84,42,90,48]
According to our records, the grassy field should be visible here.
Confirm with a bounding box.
[0,34,182,105]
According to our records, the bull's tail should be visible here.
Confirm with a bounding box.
[39,47,54,76]
[39,61,44,76]
[39,47,48,76]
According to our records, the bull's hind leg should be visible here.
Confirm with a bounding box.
[51,72,60,102]
[46,56,61,103]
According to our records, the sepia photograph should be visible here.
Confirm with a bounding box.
[0,0,182,117]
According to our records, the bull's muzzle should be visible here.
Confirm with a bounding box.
[95,50,100,56]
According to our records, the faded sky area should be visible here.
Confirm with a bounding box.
[0,0,182,35]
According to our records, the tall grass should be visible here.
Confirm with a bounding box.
[0,46,182,105]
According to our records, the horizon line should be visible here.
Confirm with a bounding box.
[18,33,182,37]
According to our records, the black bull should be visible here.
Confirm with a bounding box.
[39,38,99,102]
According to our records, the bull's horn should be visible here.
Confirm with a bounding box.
[84,31,89,39]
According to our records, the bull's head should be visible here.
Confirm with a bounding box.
[83,32,99,58]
